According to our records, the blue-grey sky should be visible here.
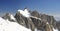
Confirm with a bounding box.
[0,0,60,20]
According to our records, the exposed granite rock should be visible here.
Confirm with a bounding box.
[31,10,41,18]
[15,11,35,31]
[41,14,56,28]
[30,10,56,31]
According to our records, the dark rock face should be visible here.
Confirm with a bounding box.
[15,12,26,26]
[30,11,56,31]
[56,21,60,31]
[30,17,46,30]
[15,12,35,31]
[31,10,41,18]
[41,14,56,28]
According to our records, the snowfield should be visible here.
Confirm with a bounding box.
[0,17,31,31]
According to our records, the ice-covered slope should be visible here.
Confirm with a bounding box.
[0,17,31,31]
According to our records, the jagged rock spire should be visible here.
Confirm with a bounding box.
[17,8,31,18]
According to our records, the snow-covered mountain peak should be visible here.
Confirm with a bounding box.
[17,9,31,18]
[18,9,23,13]
[9,14,16,21]
[2,13,16,22]
[24,8,28,12]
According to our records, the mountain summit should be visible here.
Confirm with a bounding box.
[18,8,31,17]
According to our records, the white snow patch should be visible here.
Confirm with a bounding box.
[53,28,59,31]
[46,22,49,24]
[35,28,37,31]
[30,16,41,20]
[18,9,30,17]
[8,14,16,21]
[0,17,31,31]
[35,28,41,31]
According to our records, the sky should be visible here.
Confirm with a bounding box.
[0,0,60,20]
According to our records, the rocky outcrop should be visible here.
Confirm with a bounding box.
[31,10,41,18]
[15,10,35,31]
[41,14,56,28]
[15,12,26,26]
[56,21,60,31]
[2,13,16,22]
[31,10,56,31]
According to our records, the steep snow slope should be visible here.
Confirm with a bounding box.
[0,17,31,31]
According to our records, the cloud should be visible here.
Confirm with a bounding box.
[53,15,60,21]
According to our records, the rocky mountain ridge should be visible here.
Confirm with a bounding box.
[2,8,58,31]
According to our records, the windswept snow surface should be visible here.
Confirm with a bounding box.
[18,9,31,17]
[0,17,31,31]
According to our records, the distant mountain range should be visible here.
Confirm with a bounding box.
[1,8,59,31]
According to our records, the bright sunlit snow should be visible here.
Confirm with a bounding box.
[0,17,31,31]
[18,9,31,17]
[53,28,59,31]
[46,22,49,24]
[30,16,41,20]
[9,14,16,21]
